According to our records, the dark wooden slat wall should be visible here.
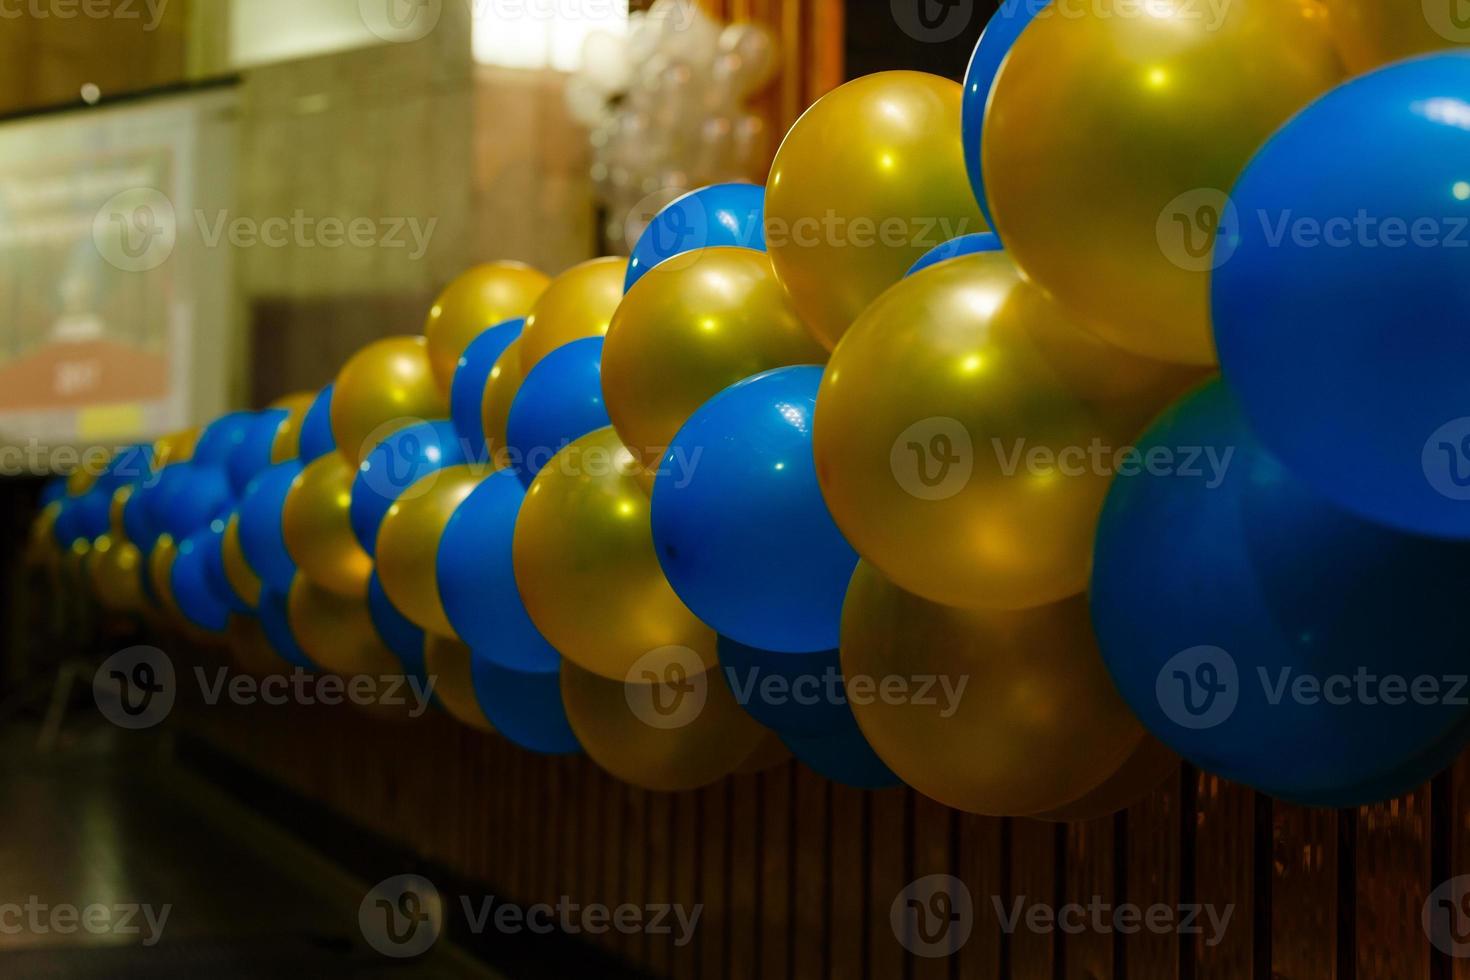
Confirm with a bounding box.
[183,685,1470,979]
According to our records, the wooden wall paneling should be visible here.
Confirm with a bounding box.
[622,786,651,962]
[1123,771,1182,980]
[867,787,908,977]
[1063,815,1117,980]
[1010,818,1059,980]
[956,811,1005,980]
[1357,790,1432,980]
[599,770,629,957]
[829,784,869,980]
[759,763,796,980]
[911,792,959,978]
[1192,775,1258,980]
[699,778,731,979]
[1270,802,1338,980]
[793,767,830,979]
[670,787,703,980]
[728,773,763,979]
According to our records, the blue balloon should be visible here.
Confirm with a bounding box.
[52,496,85,548]
[298,385,337,464]
[1091,381,1470,807]
[368,572,428,684]
[40,477,68,507]
[259,587,316,671]
[151,463,233,542]
[69,487,113,542]
[438,469,560,672]
[227,410,288,498]
[962,1,1044,228]
[201,514,253,613]
[172,528,232,633]
[907,232,1003,277]
[652,366,858,653]
[238,460,303,592]
[471,661,581,756]
[505,337,610,486]
[350,420,470,554]
[782,703,900,791]
[194,411,257,469]
[625,183,767,292]
[98,443,155,495]
[1215,55,1470,540]
[122,481,161,553]
[451,318,525,462]
[717,639,849,738]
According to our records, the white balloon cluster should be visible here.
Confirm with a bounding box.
[566,0,779,249]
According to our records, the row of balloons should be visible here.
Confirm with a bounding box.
[35,0,1470,815]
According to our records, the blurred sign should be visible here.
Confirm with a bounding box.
[0,87,237,450]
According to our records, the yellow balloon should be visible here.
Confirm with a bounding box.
[331,336,448,464]
[222,513,263,608]
[984,0,1343,365]
[766,71,987,351]
[561,659,767,792]
[513,426,717,682]
[227,613,294,678]
[1324,0,1466,74]
[376,464,483,638]
[282,454,372,599]
[517,257,629,375]
[424,261,552,395]
[480,336,527,470]
[89,534,144,612]
[815,253,1199,611]
[287,575,398,677]
[841,562,1144,817]
[67,452,108,496]
[108,485,133,541]
[603,247,829,471]
[1030,737,1180,823]
[28,501,62,568]
[269,391,317,464]
[147,534,181,618]
[735,732,792,775]
[153,427,198,468]
[423,634,494,732]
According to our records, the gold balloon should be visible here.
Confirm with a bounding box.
[423,634,493,732]
[1030,737,1180,823]
[815,253,1198,611]
[282,454,372,599]
[561,660,767,792]
[517,257,629,375]
[424,261,551,394]
[287,575,397,674]
[1324,0,1465,74]
[513,426,717,682]
[984,0,1342,365]
[331,336,448,464]
[67,452,108,496]
[603,247,829,471]
[376,464,483,638]
[28,501,61,568]
[222,514,263,608]
[153,427,198,468]
[147,533,181,618]
[735,732,792,775]
[89,534,144,612]
[766,71,987,351]
[841,562,1144,817]
[227,613,294,678]
[480,336,527,469]
[269,391,317,464]
[108,485,132,541]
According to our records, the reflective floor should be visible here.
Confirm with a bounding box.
[0,724,493,979]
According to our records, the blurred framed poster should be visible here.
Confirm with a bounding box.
[0,84,238,461]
